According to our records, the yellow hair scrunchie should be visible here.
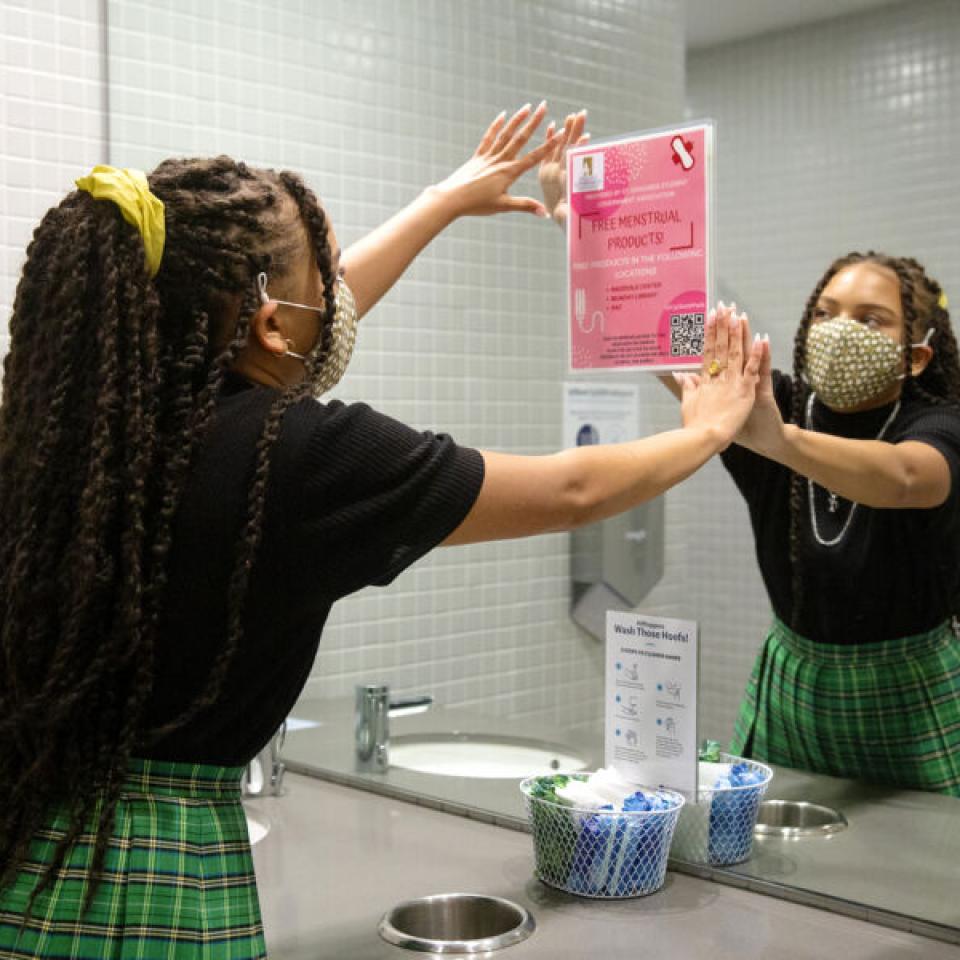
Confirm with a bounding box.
[939,290,949,310]
[75,165,165,278]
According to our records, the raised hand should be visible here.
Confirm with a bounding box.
[676,304,763,448]
[537,110,589,228]
[727,306,781,455]
[430,102,563,219]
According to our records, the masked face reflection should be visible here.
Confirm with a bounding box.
[803,262,934,412]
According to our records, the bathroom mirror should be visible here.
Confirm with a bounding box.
[107,0,959,942]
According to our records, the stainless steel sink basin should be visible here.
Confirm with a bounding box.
[379,893,535,954]
[389,733,589,779]
[754,800,847,837]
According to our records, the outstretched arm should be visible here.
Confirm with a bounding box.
[444,426,732,544]
[760,424,951,510]
[715,316,951,509]
[445,308,763,544]
[340,103,560,318]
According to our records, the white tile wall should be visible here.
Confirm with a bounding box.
[106,0,687,729]
[687,0,960,740]
[0,0,107,359]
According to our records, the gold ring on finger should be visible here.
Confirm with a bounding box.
[707,359,724,377]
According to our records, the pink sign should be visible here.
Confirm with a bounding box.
[567,122,714,372]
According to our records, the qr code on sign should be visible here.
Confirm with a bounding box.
[670,312,705,356]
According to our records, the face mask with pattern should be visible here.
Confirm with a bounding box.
[804,316,933,410]
[256,271,359,396]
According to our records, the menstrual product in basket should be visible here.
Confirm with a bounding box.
[706,761,767,863]
[547,769,680,897]
[670,742,773,867]
[688,740,768,863]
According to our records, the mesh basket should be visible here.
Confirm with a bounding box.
[670,754,773,866]
[520,775,685,899]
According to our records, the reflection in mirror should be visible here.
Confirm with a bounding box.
[106,0,959,943]
[680,0,959,938]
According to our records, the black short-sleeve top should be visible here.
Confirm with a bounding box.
[144,373,485,764]
[720,372,960,646]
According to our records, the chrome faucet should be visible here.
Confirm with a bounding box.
[242,721,286,796]
[354,686,435,773]
[355,684,390,773]
[388,694,434,717]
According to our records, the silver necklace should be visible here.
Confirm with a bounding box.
[805,391,901,547]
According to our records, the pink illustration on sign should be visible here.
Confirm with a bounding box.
[670,136,695,170]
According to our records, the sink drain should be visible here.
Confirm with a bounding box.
[378,893,535,954]
[754,800,847,837]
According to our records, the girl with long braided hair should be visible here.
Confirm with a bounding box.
[714,253,960,795]
[0,104,762,958]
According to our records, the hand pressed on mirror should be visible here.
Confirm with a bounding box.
[727,307,782,457]
[673,304,764,452]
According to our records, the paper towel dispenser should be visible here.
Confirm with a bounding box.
[570,497,664,639]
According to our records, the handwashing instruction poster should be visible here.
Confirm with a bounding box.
[605,611,698,794]
[567,121,714,373]
[562,382,639,449]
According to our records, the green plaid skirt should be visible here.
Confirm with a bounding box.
[0,758,266,959]
[731,618,960,796]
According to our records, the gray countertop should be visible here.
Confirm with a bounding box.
[247,773,958,959]
[279,697,960,941]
